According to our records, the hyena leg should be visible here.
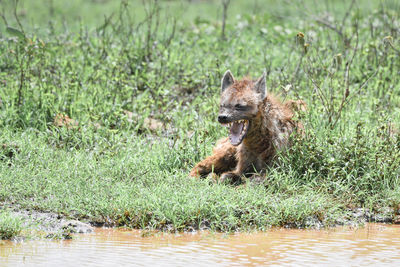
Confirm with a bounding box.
[190,138,237,178]
[220,150,260,184]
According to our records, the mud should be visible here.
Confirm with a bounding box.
[1,203,93,240]
[1,201,398,240]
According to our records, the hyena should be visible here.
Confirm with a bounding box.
[190,70,304,183]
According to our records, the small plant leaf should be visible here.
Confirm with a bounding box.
[6,27,25,40]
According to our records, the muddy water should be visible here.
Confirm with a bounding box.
[1,224,400,266]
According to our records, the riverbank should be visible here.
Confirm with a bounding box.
[1,127,400,241]
[1,0,400,240]
[1,200,399,241]
[0,204,93,240]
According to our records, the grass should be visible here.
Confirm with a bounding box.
[0,210,22,240]
[0,0,400,237]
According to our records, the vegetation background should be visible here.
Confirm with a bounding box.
[0,0,399,238]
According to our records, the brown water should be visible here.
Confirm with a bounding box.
[1,223,400,266]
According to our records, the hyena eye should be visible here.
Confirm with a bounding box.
[234,104,248,110]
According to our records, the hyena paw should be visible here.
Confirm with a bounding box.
[190,165,208,178]
[189,168,201,177]
[220,172,242,185]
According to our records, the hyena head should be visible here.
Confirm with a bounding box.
[218,70,266,146]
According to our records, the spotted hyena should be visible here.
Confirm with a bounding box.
[190,70,305,183]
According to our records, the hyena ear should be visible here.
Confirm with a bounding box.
[254,71,267,100]
[221,70,235,93]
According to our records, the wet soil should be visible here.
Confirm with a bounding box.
[1,203,93,240]
[1,202,398,240]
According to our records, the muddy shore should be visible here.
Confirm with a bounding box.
[2,202,399,241]
[1,203,93,240]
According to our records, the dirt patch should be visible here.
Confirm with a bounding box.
[53,114,79,129]
[1,203,93,240]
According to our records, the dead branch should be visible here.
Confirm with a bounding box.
[13,0,24,34]
[221,0,231,40]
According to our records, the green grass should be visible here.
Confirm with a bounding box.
[0,0,400,235]
[0,210,22,240]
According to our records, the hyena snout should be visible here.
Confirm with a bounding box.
[218,115,230,124]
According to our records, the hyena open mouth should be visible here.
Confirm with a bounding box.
[222,120,250,146]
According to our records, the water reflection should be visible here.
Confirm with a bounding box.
[1,224,400,266]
